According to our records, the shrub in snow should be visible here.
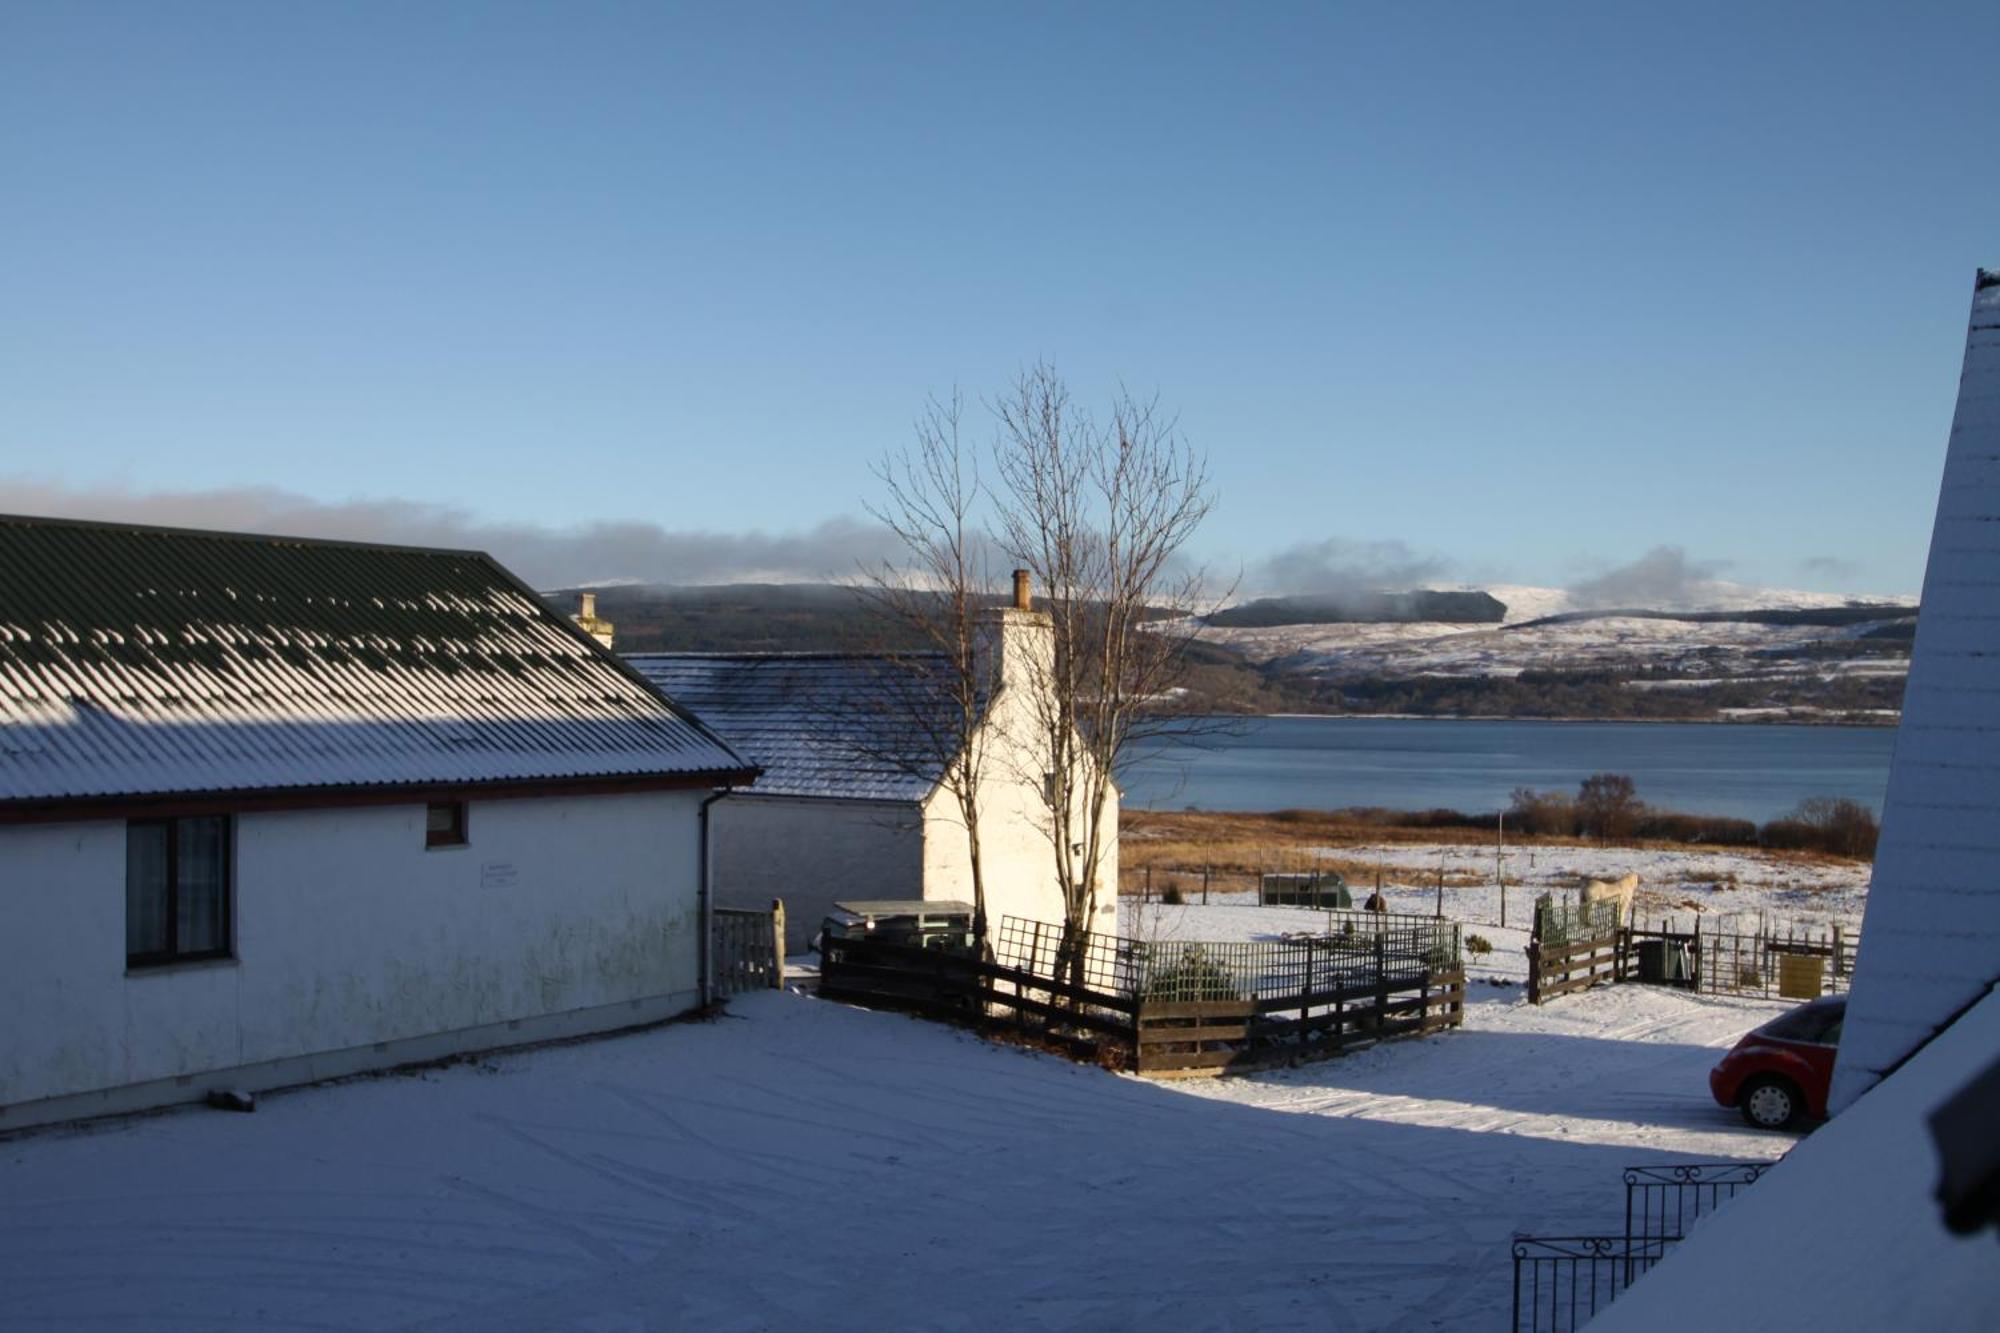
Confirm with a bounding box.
[1144,945,1242,1003]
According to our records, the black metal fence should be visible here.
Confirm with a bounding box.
[1620,918,1857,1000]
[1512,1160,1773,1332]
[1623,1162,1769,1257]
[1511,1235,1668,1333]
[991,912,1461,1005]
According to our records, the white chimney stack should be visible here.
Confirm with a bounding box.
[978,570,1053,698]
[571,592,614,650]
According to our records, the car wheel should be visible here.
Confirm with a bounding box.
[1740,1075,1802,1130]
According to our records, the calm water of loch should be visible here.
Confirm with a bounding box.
[1118,717,1896,824]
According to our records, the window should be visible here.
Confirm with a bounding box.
[126,816,232,967]
[425,801,467,848]
[1761,997,1845,1044]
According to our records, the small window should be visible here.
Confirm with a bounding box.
[426,801,467,848]
[126,816,232,968]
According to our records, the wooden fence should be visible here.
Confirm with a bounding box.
[1525,899,1625,1005]
[820,915,1465,1077]
[712,900,786,998]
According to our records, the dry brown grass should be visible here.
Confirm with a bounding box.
[1118,809,1866,897]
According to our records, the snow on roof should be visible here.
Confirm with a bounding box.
[1830,270,2000,1112]
[0,514,752,805]
[1589,983,2000,1333]
[625,653,976,803]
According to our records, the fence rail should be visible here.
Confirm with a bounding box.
[1618,919,1857,1000]
[1510,1235,1668,1333]
[1512,1160,1773,1331]
[825,915,1465,1076]
[1624,1162,1769,1256]
[712,901,785,998]
[1527,898,1624,1005]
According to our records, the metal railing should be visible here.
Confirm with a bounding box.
[1512,1160,1774,1330]
[1511,1235,1669,1333]
[1623,1162,1768,1259]
[993,915,1461,1004]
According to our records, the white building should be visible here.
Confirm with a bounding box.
[0,514,753,1133]
[628,585,1119,951]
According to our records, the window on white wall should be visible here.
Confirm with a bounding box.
[126,816,232,968]
[425,801,468,848]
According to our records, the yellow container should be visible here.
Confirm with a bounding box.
[1778,952,1826,1000]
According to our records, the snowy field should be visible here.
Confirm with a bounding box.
[0,946,1795,1332]
[1132,840,1871,965]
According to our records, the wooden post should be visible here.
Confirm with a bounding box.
[771,899,786,988]
[1373,933,1388,1029]
[1526,941,1542,1005]
[1202,863,1210,905]
[1435,856,1444,920]
[1497,811,1506,929]
[1144,864,1152,903]
[1300,938,1315,1047]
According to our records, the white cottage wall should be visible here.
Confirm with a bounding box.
[920,779,1119,936]
[707,795,926,951]
[0,789,703,1129]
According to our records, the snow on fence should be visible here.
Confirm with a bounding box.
[820,914,1465,1077]
[712,901,785,998]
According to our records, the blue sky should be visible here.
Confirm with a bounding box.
[3,2,1995,596]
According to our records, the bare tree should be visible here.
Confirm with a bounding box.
[1575,772,1642,842]
[856,393,1000,951]
[988,363,1218,965]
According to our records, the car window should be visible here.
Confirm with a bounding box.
[1761,999,1844,1043]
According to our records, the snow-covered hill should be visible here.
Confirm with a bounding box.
[1191,582,1917,710]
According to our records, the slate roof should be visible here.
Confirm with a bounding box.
[1830,269,2000,1112]
[625,653,978,802]
[0,514,753,807]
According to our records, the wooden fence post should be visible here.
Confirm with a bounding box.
[771,899,786,988]
[1374,934,1388,1028]
[1526,941,1543,1005]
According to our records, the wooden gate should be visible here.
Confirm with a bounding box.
[1526,898,1624,1005]
[712,900,786,998]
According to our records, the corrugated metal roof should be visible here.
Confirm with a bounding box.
[625,653,978,802]
[0,514,752,804]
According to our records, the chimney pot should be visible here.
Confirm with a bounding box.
[579,592,597,619]
[1012,569,1032,611]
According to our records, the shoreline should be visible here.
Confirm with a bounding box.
[1232,711,1901,729]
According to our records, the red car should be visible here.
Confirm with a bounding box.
[1709,994,1845,1130]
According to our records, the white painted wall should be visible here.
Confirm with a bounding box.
[708,794,925,950]
[920,767,1119,937]
[920,610,1121,938]
[1832,273,2000,1112]
[0,789,703,1116]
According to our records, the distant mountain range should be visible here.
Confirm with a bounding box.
[546,580,1918,724]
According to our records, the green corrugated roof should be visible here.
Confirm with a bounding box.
[0,513,753,803]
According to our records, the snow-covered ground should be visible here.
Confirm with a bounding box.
[1129,842,1870,966]
[0,940,1796,1331]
